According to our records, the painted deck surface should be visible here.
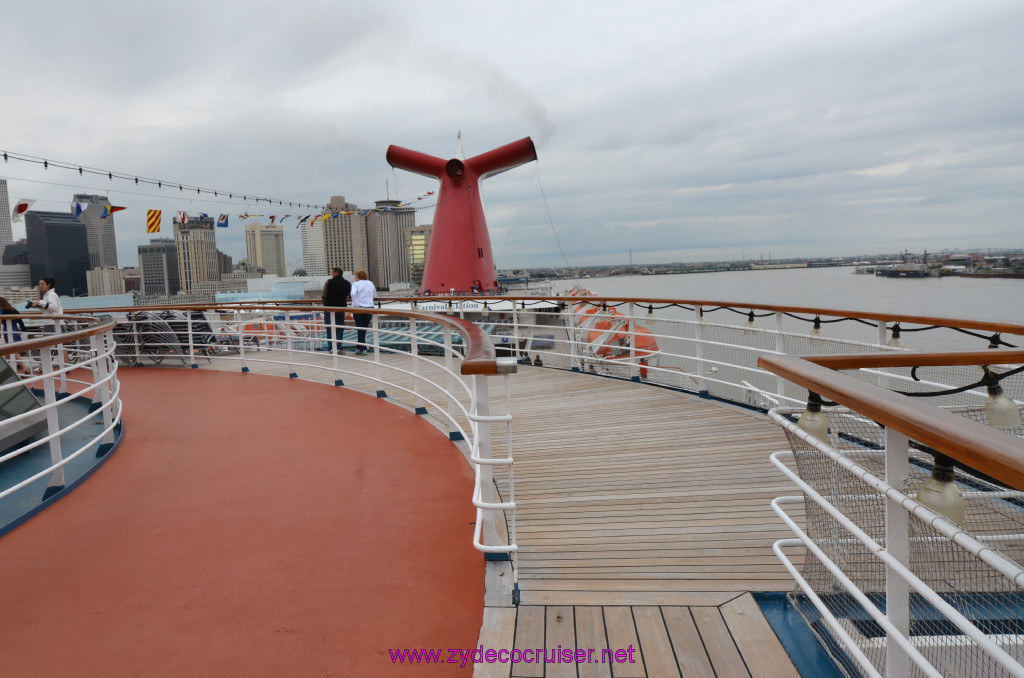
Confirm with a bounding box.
[0,368,482,677]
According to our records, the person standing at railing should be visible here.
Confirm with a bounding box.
[0,297,26,343]
[350,270,376,356]
[321,267,351,353]
[26,278,63,323]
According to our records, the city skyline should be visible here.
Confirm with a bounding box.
[2,1,1022,271]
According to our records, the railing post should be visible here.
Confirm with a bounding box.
[884,427,911,678]
[774,312,787,400]
[473,373,501,550]
[285,310,297,379]
[90,331,116,447]
[568,304,580,372]
[186,309,197,368]
[236,309,248,373]
[40,348,65,494]
[373,313,385,398]
[628,302,638,381]
[444,325,460,440]
[512,302,521,362]
[694,306,706,395]
[877,320,887,347]
[410,317,425,414]
[131,314,141,364]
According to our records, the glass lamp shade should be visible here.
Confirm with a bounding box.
[985,385,1023,430]
[915,463,965,526]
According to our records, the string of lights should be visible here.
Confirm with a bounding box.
[1,149,326,210]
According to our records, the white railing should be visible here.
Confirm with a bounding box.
[759,345,1024,678]
[0,316,122,533]
[88,304,520,575]
[376,296,1024,413]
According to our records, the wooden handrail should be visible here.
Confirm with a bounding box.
[0,315,114,357]
[758,354,1024,491]
[68,296,1024,336]
[802,350,1024,371]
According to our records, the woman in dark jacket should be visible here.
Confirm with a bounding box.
[0,296,25,344]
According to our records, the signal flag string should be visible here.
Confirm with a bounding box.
[1,149,326,210]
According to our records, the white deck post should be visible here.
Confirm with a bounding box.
[187,311,197,368]
[695,307,706,395]
[512,302,520,362]
[628,302,637,381]
[40,348,65,489]
[444,325,458,439]
[373,313,384,397]
[885,427,911,678]
[410,317,424,413]
[90,331,115,445]
[236,309,247,372]
[774,312,786,399]
[473,374,501,550]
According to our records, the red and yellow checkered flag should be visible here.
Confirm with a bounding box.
[146,209,161,233]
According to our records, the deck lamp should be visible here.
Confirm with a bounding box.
[915,454,965,526]
[445,300,454,315]
[744,311,756,334]
[811,316,824,338]
[983,369,1023,430]
[647,304,654,318]
[699,307,706,323]
[796,393,829,443]
[887,323,905,348]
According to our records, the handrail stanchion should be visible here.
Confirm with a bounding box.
[472,373,501,550]
[373,313,384,397]
[186,310,197,368]
[444,325,458,439]
[410,317,424,414]
[236,309,247,372]
[628,302,637,381]
[56,324,68,394]
[512,301,520,362]
[40,348,65,493]
[285,310,296,378]
[90,330,116,446]
[694,306,706,395]
[885,427,912,678]
[774,312,786,400]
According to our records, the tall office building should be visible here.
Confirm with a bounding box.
[73,194,119,268]
[300,216,326,276]
[366,200,413,289]
[138,238,180,297]
[406,224,433,286]
[322,196,369,275]
[25,211,90,297]
[244,222,287,277]
[173,215,218,293]
[0,179,13,249]
[86,267,136,296]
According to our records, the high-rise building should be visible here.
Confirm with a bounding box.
[3,240,29,265]
[173,215,218,293]
[86,267,136,297]
[406,224,433,286]
[216,250,233,277]
[0,179,13,249]
[322,196,369,275]
[25,211,90,297]
[138,238,180,297]
[301,216,326,277]
[245,223,287,277]
[73,194,119,269]
[366,200,413,290]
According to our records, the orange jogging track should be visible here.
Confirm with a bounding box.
[0,369,482,676]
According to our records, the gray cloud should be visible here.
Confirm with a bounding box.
[1,0,1022,270]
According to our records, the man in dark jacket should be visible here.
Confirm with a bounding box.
[322,267,351,352]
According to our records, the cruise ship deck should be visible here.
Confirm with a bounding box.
[3,301,1021,678]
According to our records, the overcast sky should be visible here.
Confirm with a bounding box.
[2,0,1022,269]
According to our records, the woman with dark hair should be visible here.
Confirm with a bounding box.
[349,270,377,355]
[27,278,63,319]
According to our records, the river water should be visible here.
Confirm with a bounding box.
[547,266,1023,351]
